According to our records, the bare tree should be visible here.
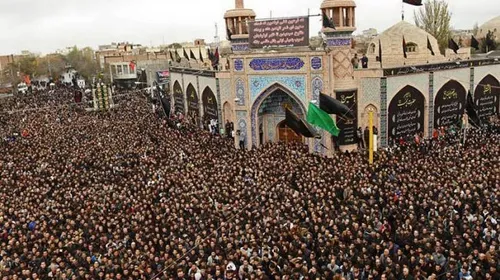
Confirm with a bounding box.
[414,0,452,54]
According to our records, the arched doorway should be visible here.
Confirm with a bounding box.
[474,74,499,121]
[173,81,184,115]
[276,120,302,143]
[388,85,425,140]
[202,87,218,130]
[251,84,306,147]
[186,83,199,126]
[434,80,466,128]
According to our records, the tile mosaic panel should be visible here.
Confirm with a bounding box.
[236,110,247,144]
[219,79,231,102]
[326,38,351,47]
[250,75,306,103]
[312,77,323,102]
[360,78,381,106]
[236,79,246,106]
[234,59,244,72]
[232,44,249,52]
[311,57,322,70]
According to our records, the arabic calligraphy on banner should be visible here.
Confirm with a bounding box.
[249,17,309,49]
[187,85,199,116]
[388,86,425,139]
[336,90,358,146]
[202,88,218,120]
[474,75,500,121]
[173,82,185,114]
[249,57,305,71]
[434,80,466,128]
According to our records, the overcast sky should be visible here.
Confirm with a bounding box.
[0,0,497,55]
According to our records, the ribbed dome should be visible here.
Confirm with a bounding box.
[321,0,356,9]
[477,16,500,39]
[373,21,440,56]
[366,21,446,68]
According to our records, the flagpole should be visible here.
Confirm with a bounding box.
[402,2,405,21]
[369,111,374,164]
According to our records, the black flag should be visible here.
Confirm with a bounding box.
[319,92,355,120]
[285,108,319,138]
[471,35,480,50]
[376,39,383,64]
[190,49,197,61]
[403,36,408,58]
[169,51,175,61]
[427,36,435,55]
[183,48,189,59]
[403,0,423,6]
[175,50,182,63]
[466,91,481,128]
[448,38,459,54]
[322,12,335,29]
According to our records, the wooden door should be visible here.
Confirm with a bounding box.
[278,126,302,143]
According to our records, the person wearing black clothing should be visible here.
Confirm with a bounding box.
[361,54,369,69]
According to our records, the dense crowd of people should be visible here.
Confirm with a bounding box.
[0,88,498,280]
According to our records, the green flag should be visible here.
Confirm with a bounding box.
[306,102,340,137]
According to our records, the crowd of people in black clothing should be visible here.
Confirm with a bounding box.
[0,88,498,280]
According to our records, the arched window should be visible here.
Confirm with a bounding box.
[369,43,376,54]
[406,42,418,53]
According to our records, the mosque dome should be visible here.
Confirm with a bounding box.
[366,21,446,68]
[477,16,500,40]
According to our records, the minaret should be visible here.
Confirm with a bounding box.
[321,0,359,151]
[224,0,256,52]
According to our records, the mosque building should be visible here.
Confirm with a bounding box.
[169,0,500,155]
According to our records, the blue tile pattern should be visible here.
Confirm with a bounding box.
[312,77,323,102]
[311,57,322,70]
[326,38,351,47]
[234,59,244,72]
[219,79,231,102]
[250,75,306,103]
[232,44,249,52]
[236,79,246,106]
[360,78,381,106]
[249,57,305,71]
[236,110,247,145]
[267,117,276,142]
